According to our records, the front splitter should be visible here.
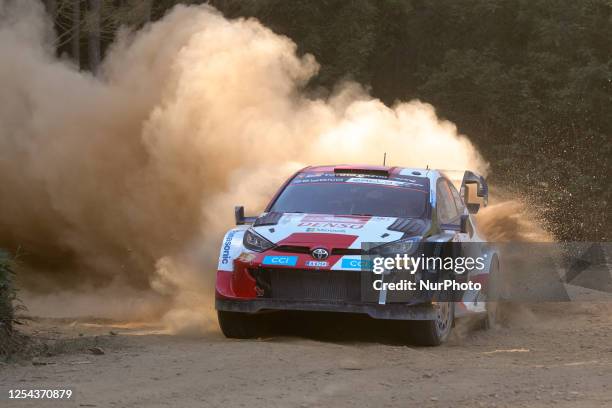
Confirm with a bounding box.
[216,298,437,320]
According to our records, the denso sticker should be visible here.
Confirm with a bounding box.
[298,214,367,230]
[341,258,373,270]
[305,260,328,267]
[262,255,298,266]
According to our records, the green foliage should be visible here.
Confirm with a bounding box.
[0,250,17,344]
[212,0,611,241]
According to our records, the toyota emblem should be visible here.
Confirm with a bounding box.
[311,248,329,260]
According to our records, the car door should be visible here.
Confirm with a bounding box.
[439,179,488,313]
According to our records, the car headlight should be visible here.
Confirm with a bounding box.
[243,229,274,252]
[369,237,419,257]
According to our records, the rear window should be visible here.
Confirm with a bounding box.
[269,173,429,218]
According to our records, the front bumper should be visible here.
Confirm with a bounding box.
[216,298,438,320]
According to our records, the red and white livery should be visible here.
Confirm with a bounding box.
[216,165,499,345]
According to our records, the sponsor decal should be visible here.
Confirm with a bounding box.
[344,177,428,190]
[341,258,373,270]
[292,177,337,184]
[262,255,298,266]
[221,231,236,264]
[305,260,328,267]
[346,177,408,187]
[291,172,428,190]
[300,222,364,229]
[298,214,367,230]
[305,227,348,233]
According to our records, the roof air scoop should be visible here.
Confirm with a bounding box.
[333,165,390,177]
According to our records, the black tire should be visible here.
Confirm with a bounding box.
[217,310,264,339]
[399,302,454,346]
[484,256,502,329]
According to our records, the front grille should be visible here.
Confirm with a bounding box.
[254,269,363,302]
[331,248,363,256]
[274,245,311,254]
[275,247,363,256]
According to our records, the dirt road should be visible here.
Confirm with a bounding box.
[2,304,611,408]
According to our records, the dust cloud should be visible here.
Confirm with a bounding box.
[0,1,541,332]
[477,199,553,243]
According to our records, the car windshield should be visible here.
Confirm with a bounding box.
[270,174,429,218]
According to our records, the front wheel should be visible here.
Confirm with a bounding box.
[399,302,454,346]
[484,256,502,329]
[217,310,265,339]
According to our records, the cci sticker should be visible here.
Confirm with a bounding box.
[341,258,373,270]
[262,256,298,266]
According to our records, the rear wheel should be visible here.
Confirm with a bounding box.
[217,310,264,339]
[400,302,454,346]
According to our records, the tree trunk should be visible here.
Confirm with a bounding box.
[72,0,80,67]
[88,0,101,74]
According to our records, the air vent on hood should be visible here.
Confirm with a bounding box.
[275,246,364,256]
[331,248,363,256]
[275,245,311,254]
[253,212,283,227]
[388,218,426,235]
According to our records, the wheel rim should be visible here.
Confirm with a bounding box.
[435,302,452,335]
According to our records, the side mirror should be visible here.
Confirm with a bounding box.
[459,214,470,234]
[460,171,488,213]
[235,206,246,225]
[463,183,483,214]
[234,206,257,225]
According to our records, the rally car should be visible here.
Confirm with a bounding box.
[215,165,499,345]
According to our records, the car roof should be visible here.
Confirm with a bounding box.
[302,164,439,178]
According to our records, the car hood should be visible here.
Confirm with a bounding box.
[251,213,427,249]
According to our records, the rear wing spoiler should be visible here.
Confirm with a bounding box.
[460,171,488,213]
